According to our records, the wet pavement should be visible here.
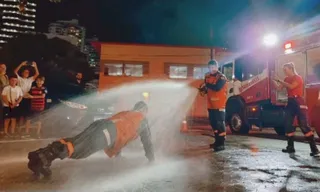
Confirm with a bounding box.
[0,133,320,192]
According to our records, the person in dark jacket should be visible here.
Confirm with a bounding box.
[27,101,154,179]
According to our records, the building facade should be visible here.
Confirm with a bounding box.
[47,19,86,52]
[0,0,36,46]
[98,43,232,118]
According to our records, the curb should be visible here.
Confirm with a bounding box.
[0,138,55,144]
[0,138,56,156]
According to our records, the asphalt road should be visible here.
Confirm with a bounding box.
[0,132,320,192]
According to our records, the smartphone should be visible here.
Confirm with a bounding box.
[26,61,33,66]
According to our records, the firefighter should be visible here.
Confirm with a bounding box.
[273,62,320,157]
[27,101,155,179]
[199,60,228,151]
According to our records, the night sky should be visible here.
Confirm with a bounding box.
[36,0,320,49]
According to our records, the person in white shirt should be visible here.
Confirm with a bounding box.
[14,61,39,133]
[2,75,23,137]
[0,63,9,134]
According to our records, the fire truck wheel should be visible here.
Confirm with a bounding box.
[226,98,250,134]
[273,127,285,136]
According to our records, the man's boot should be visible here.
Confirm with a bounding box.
[214,135,225,152]
[28,141,69,179]
[282,136,295,153]
[306,135,320,157]
[209,133,219,148]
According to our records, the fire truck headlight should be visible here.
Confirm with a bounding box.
[285,48,294,54]
[263,33,278,47]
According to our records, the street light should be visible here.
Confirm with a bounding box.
[262,33,278,47]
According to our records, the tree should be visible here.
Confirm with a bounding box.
[0,34,94,96]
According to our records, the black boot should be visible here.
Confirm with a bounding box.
[282,136,295,153]
[209,133,219,148]
[306,136,320,157]
[214,136,225,152]
[28,141,69,179]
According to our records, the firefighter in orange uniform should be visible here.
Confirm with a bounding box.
[274,62,320,157]
[199,60,228,151]
[27,101,155,179]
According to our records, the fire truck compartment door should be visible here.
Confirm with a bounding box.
[276,52,307,102]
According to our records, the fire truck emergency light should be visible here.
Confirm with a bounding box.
[284,42,292,49]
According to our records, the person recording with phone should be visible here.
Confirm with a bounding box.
[14,61,40,135]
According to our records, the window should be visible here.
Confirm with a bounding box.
[169,66,188,79]
[222,63,233,80]
[193,67,209,79]
[125,64,143,77]
[234,54,266,81]
[104,62,146,77]
[306,47,320,84]
[104,63,123,76]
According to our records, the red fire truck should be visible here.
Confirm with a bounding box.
[223,32,320,137]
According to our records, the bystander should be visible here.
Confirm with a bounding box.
[74,72,85,88]
[14,61,39,133]
[26,76,47,138]
[0,63,9,134]
[1,75,23,138]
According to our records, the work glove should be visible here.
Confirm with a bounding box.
[198,83,207,96]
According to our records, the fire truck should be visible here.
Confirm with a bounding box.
[223,32,320,137]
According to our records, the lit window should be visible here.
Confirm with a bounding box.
[193,67,209,79]
[169,66,188,79]
[222,63,233,80]
[105,64,123,76]
[125,64,143,77]
[104,62,147,77]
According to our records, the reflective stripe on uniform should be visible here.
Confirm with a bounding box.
[286,132,295,137]
[60,139,74,157]
[304,131,314,137]
[210,97,220,101]
[103,129,111,146]
[300,105,308,109]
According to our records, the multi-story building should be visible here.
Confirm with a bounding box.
[0,0,36,46]
[47,19,86,51]
[83,37,100,67]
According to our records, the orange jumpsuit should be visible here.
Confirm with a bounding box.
[60,111,154,161]
[284,75,312,136]
[204,71,228,135]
